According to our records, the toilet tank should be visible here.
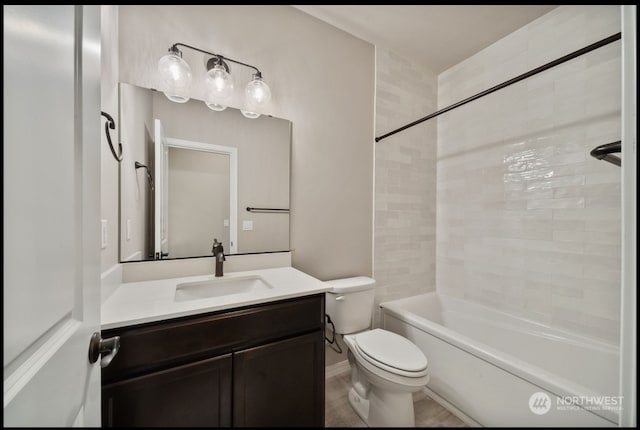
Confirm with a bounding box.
[324,277,376,334]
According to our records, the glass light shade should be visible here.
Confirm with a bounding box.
[205,98,228,112]
[240,109,260,119]
[158,52,192,103]
[206,65,234,100]
[245,75,271,107]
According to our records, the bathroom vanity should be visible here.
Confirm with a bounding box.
[100,267,329,427]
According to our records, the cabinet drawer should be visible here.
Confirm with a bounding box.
[102,294,324,383]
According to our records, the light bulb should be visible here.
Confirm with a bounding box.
[245,74,271,107]
[158,49,192,103]
[206,64,234,100]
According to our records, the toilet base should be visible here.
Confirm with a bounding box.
[348,385,416,427]
[348,387,370,424]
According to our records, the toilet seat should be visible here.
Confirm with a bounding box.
[352,329,428,378]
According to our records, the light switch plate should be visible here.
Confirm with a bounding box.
[101,220,108,249]
[242,220,253,231]
[126,219,132,241]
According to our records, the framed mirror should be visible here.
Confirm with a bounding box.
[118,82,291,262]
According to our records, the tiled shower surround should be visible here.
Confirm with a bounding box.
[374,47,438,327]
[436,5,621,342]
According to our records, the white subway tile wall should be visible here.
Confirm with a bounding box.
[374,47,438,327]
[437,5,621,343]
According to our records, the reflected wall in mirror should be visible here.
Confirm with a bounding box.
[119,83,291,262]
[154,127,237,259]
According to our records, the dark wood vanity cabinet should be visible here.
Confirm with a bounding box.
[101,294,325,427]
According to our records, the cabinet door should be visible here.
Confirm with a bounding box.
[233,331,324,427]
[102,354,232,427]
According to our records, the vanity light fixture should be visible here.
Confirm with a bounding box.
[158,43,271,119]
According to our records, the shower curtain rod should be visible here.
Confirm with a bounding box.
[375,32,622,143]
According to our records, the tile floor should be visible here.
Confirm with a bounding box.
[325,366,467,427]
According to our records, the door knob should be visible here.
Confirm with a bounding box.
[88,332,120,368]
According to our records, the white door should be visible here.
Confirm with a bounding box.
[3,5,103,426]
[154,119,170,258]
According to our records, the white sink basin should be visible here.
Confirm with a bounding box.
[174,275,273,302]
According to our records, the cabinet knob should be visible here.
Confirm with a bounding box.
[88,332,121,368]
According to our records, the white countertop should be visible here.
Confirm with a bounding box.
[101,266,331,330]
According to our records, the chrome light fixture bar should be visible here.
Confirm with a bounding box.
[158,42,271,119]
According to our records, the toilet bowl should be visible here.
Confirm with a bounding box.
[325,277,429,427]
[344,329,430,427]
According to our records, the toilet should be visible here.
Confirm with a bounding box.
[325,277,429,427]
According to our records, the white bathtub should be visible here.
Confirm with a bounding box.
[380,292,620,427]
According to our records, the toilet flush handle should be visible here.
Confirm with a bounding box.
[335,295,345,301]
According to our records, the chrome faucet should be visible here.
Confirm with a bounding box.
[211,238,225,277]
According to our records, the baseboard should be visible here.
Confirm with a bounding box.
[325,360,350,379]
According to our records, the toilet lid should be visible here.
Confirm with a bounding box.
[354,329,428,373]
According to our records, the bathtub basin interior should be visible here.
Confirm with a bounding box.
[380,292,620,427]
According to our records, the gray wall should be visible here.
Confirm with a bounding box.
[373,47,438,327]
[168,148,230,258]
[327,46,439,366]
[119,84,153,261]
[113,5,374,280]
[100,5,119,272]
